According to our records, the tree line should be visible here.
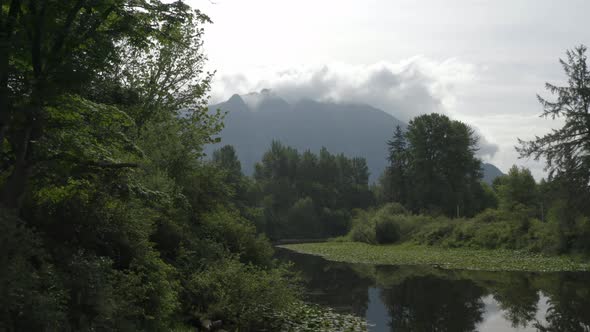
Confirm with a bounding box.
[211,45,590,254]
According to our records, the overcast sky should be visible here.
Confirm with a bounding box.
[189,0,589,179]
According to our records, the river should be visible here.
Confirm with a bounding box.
[276,248,590,332]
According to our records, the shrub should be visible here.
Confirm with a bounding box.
[572,216,590,253]
[347,203,569,255]
[380,202,408,216]
[525,218,560,254]
[350,217,377,244]
[187,259,299,330]
[201,208,274,266]
[472,208,506,223]
[375,217,400,244]
[412,222,456,246]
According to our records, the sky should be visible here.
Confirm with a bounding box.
[189,0,590,179]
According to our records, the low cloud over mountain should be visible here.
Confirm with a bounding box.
[207,91,503,182]
[211,57,475,122]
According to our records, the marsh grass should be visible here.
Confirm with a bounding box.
[280,242,590,272]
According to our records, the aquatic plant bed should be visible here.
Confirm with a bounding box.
[279,242,590,272]
[278,302,367,332]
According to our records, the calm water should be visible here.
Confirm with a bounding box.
[276,248,590,332]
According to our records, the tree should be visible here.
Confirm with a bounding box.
[404,113,483,216]
[386,125,408,204]
[516,45,590,248]
[213,145,242,184]
[0,0,201,210]
[0,2,300,330]
[254,142,373,238]
[517,45,590,197]
[494,165,538,213]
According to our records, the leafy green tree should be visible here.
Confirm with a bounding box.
[0,0,201,209]
[404,113,483,217]
[287,197,321,238]
[493,165,538,213]
[254,142,373,239]
[0,2,300,330]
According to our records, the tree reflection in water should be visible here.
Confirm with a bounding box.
[381,275,485,331]
[277,249,590,332]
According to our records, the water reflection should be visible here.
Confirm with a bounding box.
[277,249,590,332]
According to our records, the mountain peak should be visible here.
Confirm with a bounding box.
[222,94,249,112]
[482,163,504,184]
[242,89,291,112]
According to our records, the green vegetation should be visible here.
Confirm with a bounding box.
[365,47,590,257]
[345,201,590,255]
[281,242,590,272]
[253,142,374,239]
[0,2,339,330]
[1,0,588,329]
[377,114,492,217]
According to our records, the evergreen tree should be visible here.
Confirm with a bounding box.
[386,125,408,204]
[517,45,590,207]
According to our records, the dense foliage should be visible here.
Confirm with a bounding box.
[352,165,590,255]
[253,141,374,239]
[377,114,493,217]
[0,2,300,330]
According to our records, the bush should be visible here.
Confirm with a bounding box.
[347,203,568,255]
[572,216,590,253]
[201,208,274,266]
[471,208,506,223]
[349,204,420,244]
[375,217,400,244]
[412,221,456,246]
[187,259,299,330]
[350,215,377,244]
[380,202,408,216]
[524,218,560,253]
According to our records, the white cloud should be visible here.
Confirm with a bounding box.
[210,56,501,159]
[211,57,476,122]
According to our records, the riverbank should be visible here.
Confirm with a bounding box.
[279,242,590,272]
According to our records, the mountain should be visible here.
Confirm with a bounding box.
[206,91,504,183]
[482,163,504,185]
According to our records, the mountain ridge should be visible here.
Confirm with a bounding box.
[207,92,504,183]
